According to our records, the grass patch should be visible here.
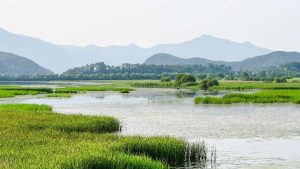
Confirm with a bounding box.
[131,82,198,89]
[211,81,300,90]
[0,84,133,98]
[55,85,134,94]
[131,82,176,88]
[0,86,53,98]
[0,104,206,168]
[195,90,300,104]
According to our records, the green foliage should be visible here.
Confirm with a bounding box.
[208,79,219,86]
[112,136,186,165]
[61,153,166,169]
[275,77,287,83]
[60,62,232,80]
[0,85,53,98]
[131,82,176,88]
[161,77,171,82]
[198,79,219,90]
[0,85,133,98]
[55,85,133,94]
[194,90,300,104]
[264,77,274,83]
[175,74,196,86]
[0,104,207,168]
[211,82,300,90]
[198,80,209,90]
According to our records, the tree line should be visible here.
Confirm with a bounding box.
[0,62,299,81]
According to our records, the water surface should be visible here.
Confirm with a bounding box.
[2,87,300,169]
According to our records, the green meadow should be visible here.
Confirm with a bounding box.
[0,104,206,169]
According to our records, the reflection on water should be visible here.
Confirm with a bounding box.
[1,88,300,169]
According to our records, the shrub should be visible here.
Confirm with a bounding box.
[275,78,287,83]
[175,74,196,87]
[198,79,219,90]
[161,77,171,82]
[199,80,209,90]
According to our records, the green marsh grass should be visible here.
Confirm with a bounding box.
[55,85,134,94]
[131,82,198,89]
[131,82,176,88]
[194,90,300,104]
[0,104,206,168]
[0,85,53,98]
[211,81,300,90]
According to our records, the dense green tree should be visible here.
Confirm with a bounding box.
[161,77,171,82]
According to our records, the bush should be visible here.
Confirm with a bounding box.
[175,74,196,87]
[199,79,219,90]
[161,77,171,82]
[199,80,209,90]
[275,78,287,83]
[208,79,219,86]
[265,77,274,83]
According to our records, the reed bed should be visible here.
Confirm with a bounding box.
[0,84,133,98]
[0,85,53,98]
[55,85,134,94]
[194,90,300,104]
[211,82,300,90]
[131,82,176,88]
[131,82,198,89]
[0,104,207,169]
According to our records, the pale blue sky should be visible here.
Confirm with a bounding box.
[0,0,299,51]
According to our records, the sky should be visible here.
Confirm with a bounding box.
[0,0,299,51]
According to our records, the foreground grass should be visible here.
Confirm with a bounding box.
[195,90,300,104]
[211,81,300,90]
[0,104,206,168]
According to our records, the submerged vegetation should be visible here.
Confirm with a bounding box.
[195,90,300,104]
[0,104,207,168]
[46,93,72,98]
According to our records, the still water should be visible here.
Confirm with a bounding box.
[1,87,300,169]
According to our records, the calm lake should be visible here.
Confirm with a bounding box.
[1,83,300,169]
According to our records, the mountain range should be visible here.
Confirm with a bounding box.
[0,27,272,73]
[0,52,52,75]
[144,51,300,71]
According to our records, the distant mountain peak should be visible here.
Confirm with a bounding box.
[0,51,53,75]
[145,51,300,71]
[0,27,274,73]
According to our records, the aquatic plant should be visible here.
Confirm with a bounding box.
[211,82,300,90]
[55,85,133,94]
[46,93,72,98]
[194,90,300,104]
[0,85,53,98]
